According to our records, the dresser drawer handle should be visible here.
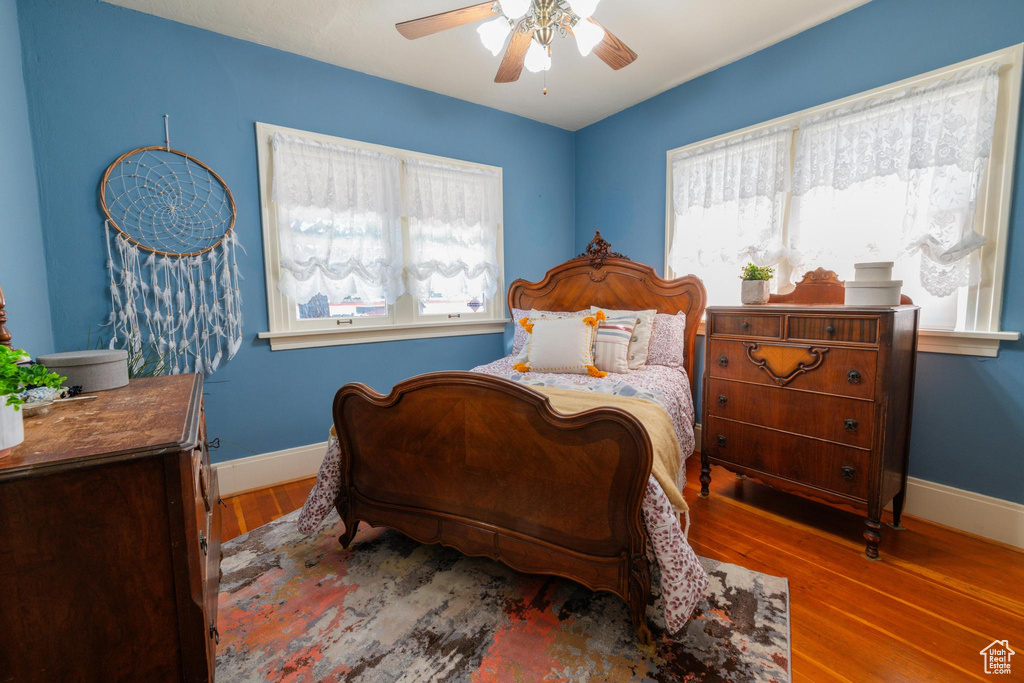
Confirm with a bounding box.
[826,325,835,334]
[210,623,220,644]
[718,356,729,367]
[847,369,862,384]
[844,418,858,432]
[840,466,855,481]
[716,434,726,447]
[199,531,208,555]
[740,321,749,329]
[717,395,728,406]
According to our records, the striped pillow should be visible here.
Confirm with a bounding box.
[592,310,639,374]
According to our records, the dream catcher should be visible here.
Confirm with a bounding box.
[101,117,242,375]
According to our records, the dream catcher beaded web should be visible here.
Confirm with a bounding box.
[101,120,242,375]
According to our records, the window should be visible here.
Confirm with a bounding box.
[256,123,507,350]
[666,45,1022,356]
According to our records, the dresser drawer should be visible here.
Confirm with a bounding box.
[711,313,783,338]
[708,338,877,400]
[704,417,870,500]
[787,315,878,345]
[706,377,875,449]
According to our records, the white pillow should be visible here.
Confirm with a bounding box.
[513,308,587,363]
[514,316,604,376]
[591,306,656,370]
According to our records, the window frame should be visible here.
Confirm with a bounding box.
[665,44,1023,357]
[256,122,508,351]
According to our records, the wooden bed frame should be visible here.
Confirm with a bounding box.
[331,233,706,643]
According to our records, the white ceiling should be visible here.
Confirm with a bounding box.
[103,0,869,131]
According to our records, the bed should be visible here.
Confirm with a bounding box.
[298,233,708,644]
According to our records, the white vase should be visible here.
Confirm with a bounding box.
[0,401,24,458]
[741,279,771,305]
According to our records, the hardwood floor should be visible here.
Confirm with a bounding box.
[221,456,1023,681]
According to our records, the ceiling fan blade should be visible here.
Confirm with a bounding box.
[495,22,534,83]
[396,2,498,40]
[586,18,637,70]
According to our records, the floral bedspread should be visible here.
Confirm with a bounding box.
[297,358,708,634]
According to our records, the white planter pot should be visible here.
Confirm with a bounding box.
[0,401,25,458]
[741,279,771,305]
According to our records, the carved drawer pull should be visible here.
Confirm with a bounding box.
[840,466,855,481]
[844,418,858,432]
[848,369,862,384]
[716,434,726,447]
[826,325,835,334]
[740,321,749,329]
[718,356,729,367]
[717,395,728,405]
[744,343,830,386]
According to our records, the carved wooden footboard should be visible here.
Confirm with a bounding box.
[333,371,656,642]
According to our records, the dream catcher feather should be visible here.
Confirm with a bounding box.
[100,118,242,375]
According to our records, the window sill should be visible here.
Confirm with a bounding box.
[258,318,511,351]
[694,319,1019,357]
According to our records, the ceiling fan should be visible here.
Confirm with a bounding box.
[396,0,637,85]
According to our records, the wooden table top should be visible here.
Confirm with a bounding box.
[0,374,202,480]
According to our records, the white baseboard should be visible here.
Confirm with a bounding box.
[217,429,1023,549]
[900,477,1023,549]
[214,440,327,496]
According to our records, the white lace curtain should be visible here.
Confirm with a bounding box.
[667,125,792,279]
[789,65,1001,296]
[272,133,403,305]
[404,158,501,303]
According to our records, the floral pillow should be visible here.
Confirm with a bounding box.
[647,312,687,368]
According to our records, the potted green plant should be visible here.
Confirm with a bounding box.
[0,347,65,458]
[740,263,775,305]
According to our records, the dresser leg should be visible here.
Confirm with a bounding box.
[863,517,882,560]
[699,452,711,497]
[890,489,907,530]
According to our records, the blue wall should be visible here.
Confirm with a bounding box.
[0,0,52,356]
[574,0,1024,503]
[15,0,575,462]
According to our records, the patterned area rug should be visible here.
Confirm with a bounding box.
[217,510,790,682]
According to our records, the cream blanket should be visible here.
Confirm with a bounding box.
[532,386,687,512]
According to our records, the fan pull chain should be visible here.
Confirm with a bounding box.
[164,114,171,152]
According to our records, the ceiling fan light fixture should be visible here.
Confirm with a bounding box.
[572,18,604,57]
[498,0,530,19]
[524,40,551,73]
[567,0,600,19]
[477,17,512,56]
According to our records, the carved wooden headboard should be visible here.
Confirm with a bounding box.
[507,232,707,397]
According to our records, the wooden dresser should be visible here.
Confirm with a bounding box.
[700,278,919,559]
[0,374,221,681]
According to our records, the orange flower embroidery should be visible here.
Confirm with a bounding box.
[518,317,534,334]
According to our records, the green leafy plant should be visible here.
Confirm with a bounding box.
[0,346,66,409]
[740,263,775,281]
